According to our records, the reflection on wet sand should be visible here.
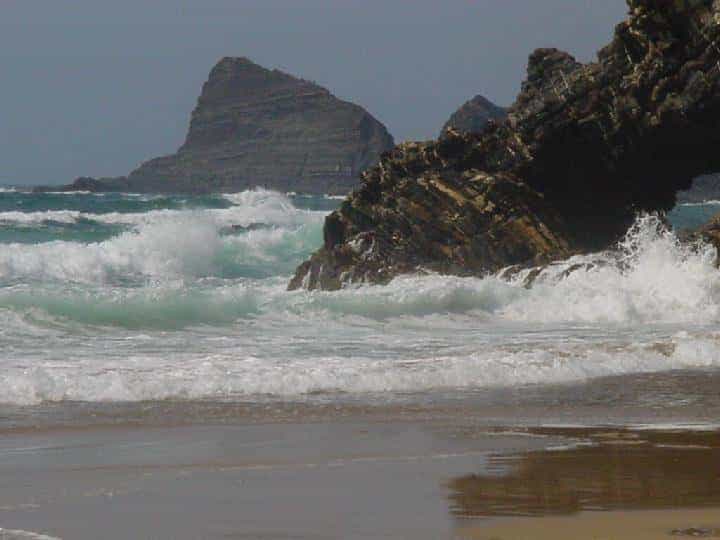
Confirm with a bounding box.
[449,428,720,519]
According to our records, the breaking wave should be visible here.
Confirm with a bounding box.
[2,189,720,405]
[0,529,62,540]
[0,190,325,283]
[2,328,720,406]
[0,210,82,224]
[286,215,720,325]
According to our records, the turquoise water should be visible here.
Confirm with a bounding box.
[667,200,720,231]
[1,186,719,406]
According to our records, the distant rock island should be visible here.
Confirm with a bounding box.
[441,95,507,136]
[291,0,720,290]
[678,175,720,203]
[42,57,394,195]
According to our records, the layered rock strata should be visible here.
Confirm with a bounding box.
[44,57,394,195]
[292,0,720,290]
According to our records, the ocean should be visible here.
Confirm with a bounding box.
[0,187,719,412]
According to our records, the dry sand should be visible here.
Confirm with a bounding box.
[458,508,720,540]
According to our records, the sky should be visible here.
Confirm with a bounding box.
[0,0,628,185]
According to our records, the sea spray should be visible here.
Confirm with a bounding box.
[2,190,720,405]
[497,214,720,324]
[0,190,326,284]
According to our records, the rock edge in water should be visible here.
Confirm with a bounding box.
[291,0,720,290]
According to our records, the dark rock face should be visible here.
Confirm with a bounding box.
[44,57,394,195]
[288,141,573,290]
[441,95,507,136]
[292,0,720,290]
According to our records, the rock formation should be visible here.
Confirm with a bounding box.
[681,210,720,258]
[43,57,394,195]
[291,0,720,290]
[441,94,507,136]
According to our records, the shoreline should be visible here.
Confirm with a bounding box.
[4,366,720,432]
[0,408,718,539]
[0,417,563,540]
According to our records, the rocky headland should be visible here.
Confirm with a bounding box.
[291,0,720,290]
[41,57,394,195]
[441,94,507,136]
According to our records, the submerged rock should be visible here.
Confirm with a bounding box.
[291,0,720,290]
[671,528,720,537]
[41,57,394,195]
[441,94,507,136]
[223,223,273,234]
[681,211,720,260]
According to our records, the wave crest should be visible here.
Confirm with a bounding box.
[0,189,326,284]
[2,331,719,405]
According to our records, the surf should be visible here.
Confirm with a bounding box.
[1,188,720,406]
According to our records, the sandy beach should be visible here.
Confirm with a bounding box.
[0,413,559,540]
[452,427,720,539]
[459,509,720,540]
[7,0,720,538]
[0,397,718,539]
[2,188,720,539]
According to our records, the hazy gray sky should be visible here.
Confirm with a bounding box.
[1,1,628,185]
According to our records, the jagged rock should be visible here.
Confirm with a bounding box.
[441,95,507,136]
[292,0,720,290]
[681,211,720,260]
[41,57,394,195]
[288,139,573,290]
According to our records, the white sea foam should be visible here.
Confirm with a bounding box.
[0,218,323,283]
[40,190,93,195]
[0,210,82,225]
[8,210,714,321]
[0,529,62,540]
[679,200,720,206]
[1,194,720,406]
[1,330,719,405]
[0,190,325,283]
[286,217,720,325]
[0,219,223,283]
[497,215,720,324]
[0,189,324,230]
[221,189,325,227]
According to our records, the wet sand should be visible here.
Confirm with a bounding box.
[0,417,718,539]
[453,428,720,540]
[449,428,720,517]
[0,417,566,540]
[2,371,720,538]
